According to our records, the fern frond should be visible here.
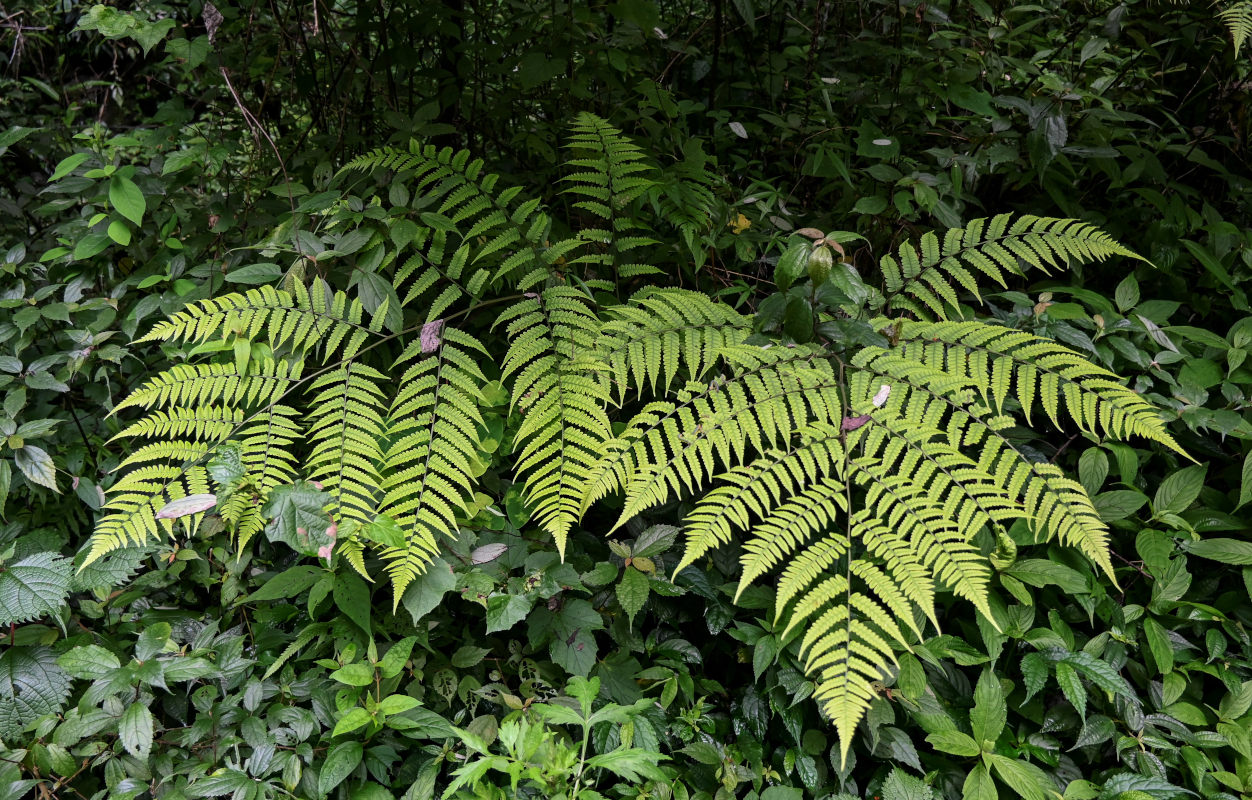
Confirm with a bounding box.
[676,424,847,586]
[140,281,375,363]
[561,112,660,280]
[306,364,388,524]
[88,465,212,563]
[850,344,1119,578]
[112,359,303,414]
[112,406,244,443]
[378,325,488,602]
[584,345,843,527]
[593,288,752,404]
[498,288,612,557]
[881,214,1142,319]
[222,405,303,549]
[342,143,551,306]
[1219,0,1252,54]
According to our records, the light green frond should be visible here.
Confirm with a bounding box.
[112,358,303,414]
[851,342,1124,579]
[498,288,613,557]
[222,405,302,549]
[785,578,900,767]
[673,423,847,586]
[343,142,551,299]
[112,406,244,443]
[882,319,1186,455]
[1219,0,1252,54]
[881,214,1143,319]
[585,346,844,526]
[306,363,388,524]
[561,113,659,280]
[593,287,752,404]
[851,457,994,622]
[379,325,488,603]
[139,281,374,363]
[85,465,211,565]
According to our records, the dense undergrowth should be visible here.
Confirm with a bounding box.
[1,1,1252,799]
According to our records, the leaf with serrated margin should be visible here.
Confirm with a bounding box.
[0,552,71,625]
[0,646,71,739]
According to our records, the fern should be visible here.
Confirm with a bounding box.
[378,324,488,598]
[88,115,1183,763]
[563,112,660,282]
[1219,0,1252,54]
[498,287,613,557]
[881,214,1142,318]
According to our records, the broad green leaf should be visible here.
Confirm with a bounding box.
[0,647,70,739]
[1153,464,1206,516]
[364,515,407,548]
[963,765,997,800]
[1114,274,1139,311]
[774,241,809,290]
[1142,616,1174,675]
[119,703,154,760]
[107,219,131,246]
[0,460,9,518]
[376,694,420,715]
[262,482,332,556]
[1055,661,1087,719]
[1072,714,1116,749]
[318,741,363,795]
[73,233,111,261]
[0,552,71,625]
[451,646,490,668]
[186,768,254,796]
[632,524,680,558]
[109,175,145,225]
[1078,447,1108,494]
[333,571,372,634]
[56,645,120,679]
[378,637,417,679]
[1061,651,1135,699]
[1002,559,1087,594]
[330,662,375,686]
[49,152,89,182]
[583,748,668,783]
[988,754,1048,800]
[400,559,456,624]
[1182,537,1252,565]
[332,707,373,737]
[926,730,980,757]
[485,594,532,634]
[971,669,1007,745]
[1239,450,1252,510]
[617,566,650,629]
[14,445,57,491]
[244,565,324,603]
[881,767,934,800]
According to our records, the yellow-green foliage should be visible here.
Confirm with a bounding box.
[85,115,1183,759]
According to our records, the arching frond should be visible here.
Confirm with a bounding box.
[378,325,488,602]
[498,287,612,557]
[881,214,1142,319]
[562,112,659,281]
[594,287,752,404]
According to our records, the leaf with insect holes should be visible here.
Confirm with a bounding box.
[262,482,334,556]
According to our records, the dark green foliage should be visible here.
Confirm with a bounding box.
[2,1,1252,799]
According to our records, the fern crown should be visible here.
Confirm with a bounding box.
[87,113,1184,758]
